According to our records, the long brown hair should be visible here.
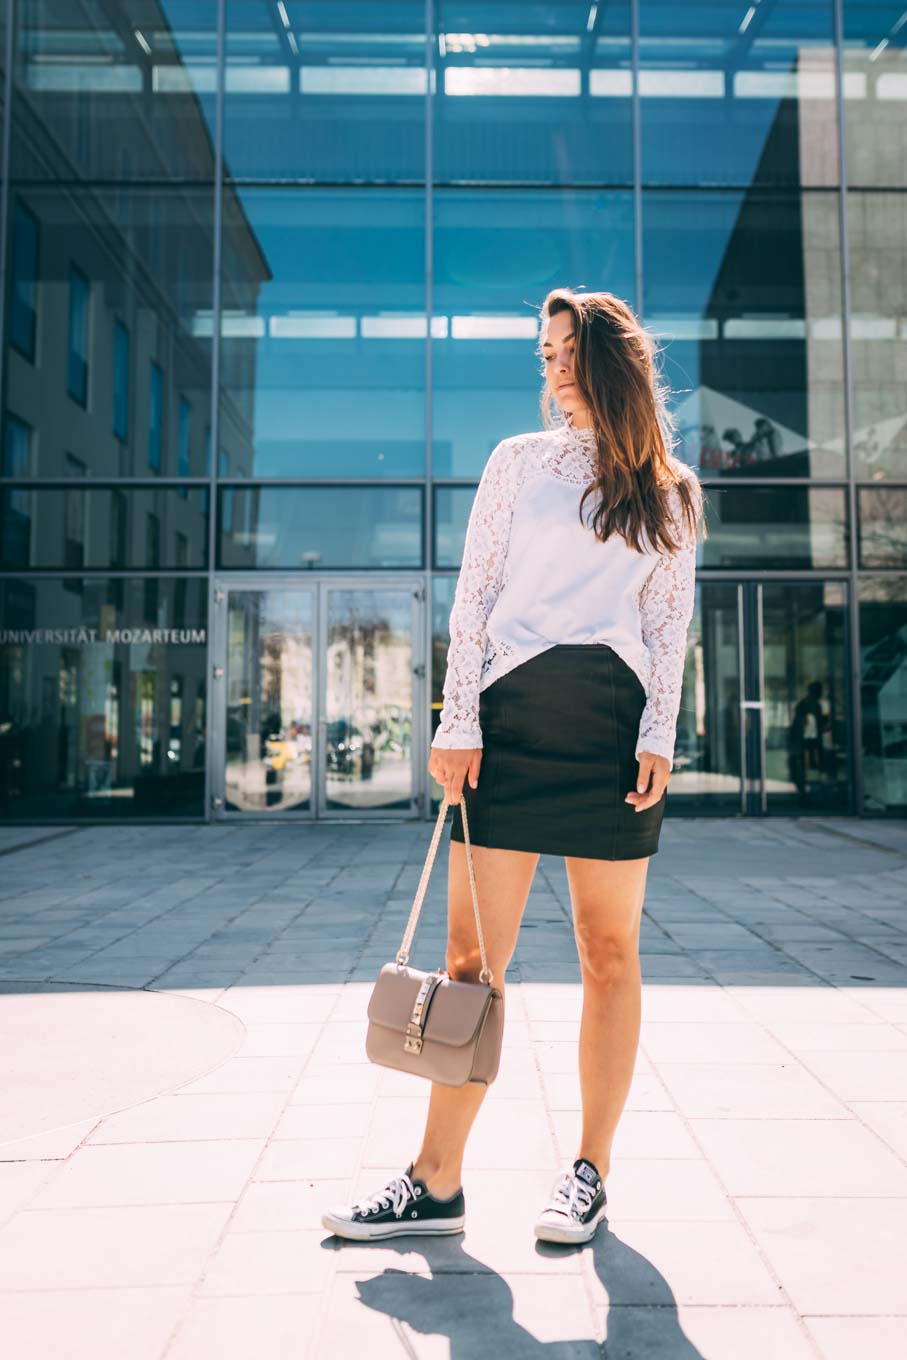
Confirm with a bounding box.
[538,288,706,555]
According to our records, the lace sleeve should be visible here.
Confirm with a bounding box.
[634,471,701,771]
[431,438,523,749]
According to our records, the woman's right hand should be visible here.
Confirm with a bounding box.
[428,747,482,805]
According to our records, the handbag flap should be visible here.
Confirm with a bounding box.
[368,963,495,1048]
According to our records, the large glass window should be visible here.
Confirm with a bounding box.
[433,486,474,569]
[640,1,838,187]
[847,191,907,479]
[858,489,907,569]
[11,1,218,185]
[217,486,423,569]
[0,487,209,570]
[0,577,209,819]
[860,576,907,814]
[224,1,427,182]
[432,189,636,476]
[699,486,849,570]
[10,199,39,361]
[433,1,633,185]
[643,190,847,480]
[219,188,426,477]
[2,188,214,478]
[843,2,907,190]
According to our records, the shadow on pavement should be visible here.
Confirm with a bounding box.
[324,1226,705,1358]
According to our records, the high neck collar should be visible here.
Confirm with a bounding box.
[558,422,597,443]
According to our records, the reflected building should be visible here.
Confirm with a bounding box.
[0,1,905,822]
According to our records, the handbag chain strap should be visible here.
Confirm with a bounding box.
[395,794,492,984]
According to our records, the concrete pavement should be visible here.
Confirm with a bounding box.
[1,815,906,1358]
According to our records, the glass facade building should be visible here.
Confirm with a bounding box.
[0,1,905,823]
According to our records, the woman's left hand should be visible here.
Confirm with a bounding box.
[625,752,670,812]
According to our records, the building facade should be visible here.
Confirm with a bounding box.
[0,1,905,824]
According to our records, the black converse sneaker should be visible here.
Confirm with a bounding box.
[534,1157,607,1244]
[321,1162,465,1241]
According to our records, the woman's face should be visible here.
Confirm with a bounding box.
[541,310,592,425]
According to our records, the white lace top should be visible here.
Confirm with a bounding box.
[431,423,701,769]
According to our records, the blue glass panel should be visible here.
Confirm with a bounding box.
[434,2,633,185]
[433,485,474,569]
[643,189,846,479]
[639,1,838,187]
[10,199,38,361]
[11,1,218,183]
[0,487,209,570]
[148,362,163,472]
[67,265,89,406]
[113,320,130,442]
[224,0,427,181]
[431,189,635,476]
[178,395,191,474]
[1,416,33,568]
[3,187,213,477]
[843,2,907,189]
[217,485,423,568]
[219,187,425,477]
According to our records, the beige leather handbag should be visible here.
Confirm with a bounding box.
[365,794,504,1087]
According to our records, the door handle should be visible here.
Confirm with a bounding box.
[740,700,764,709]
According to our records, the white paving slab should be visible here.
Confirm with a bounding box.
[0,816,904,1357]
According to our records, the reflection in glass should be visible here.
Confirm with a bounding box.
[860,575,907,813]
[643,191,846,480]
[858,489,907,568]
[325,588,414,811]
[224,590,315,813]
[219,188,426,477]
[667,584,742,809]
[2,188,215,478]
[700,487,847,570]
[640,1,838,187]
[113,320,130,442]
[218,486,422,570]
[0,577,208,818]
[761,582,850,813]
[224,0,427,182]
[433,486,474,568]
[11,0,218,183]
[0,487,209,571]
[434,1,632,185]
[67,265,90,406]
[847,192,907,479]
[843,2,907,190]
[10,199,39,361]
[432,189,635,476]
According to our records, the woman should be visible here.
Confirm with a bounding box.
[322,288,705,1245]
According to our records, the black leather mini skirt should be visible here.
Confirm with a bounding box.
[449,643,666,860]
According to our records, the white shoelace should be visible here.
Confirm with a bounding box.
[548,1169,596,1220]
[353,1171,416,1217]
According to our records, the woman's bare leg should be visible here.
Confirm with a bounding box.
[563,853,651,1182]
[410,838,539,1198]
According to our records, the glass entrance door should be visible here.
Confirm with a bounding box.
[670,580,852,815]
[211,578,423,819]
